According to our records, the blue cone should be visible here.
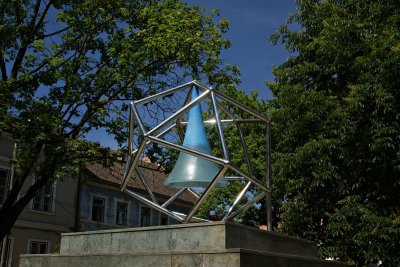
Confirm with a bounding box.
[164,86,228,188]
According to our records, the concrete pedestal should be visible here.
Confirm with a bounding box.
[20,222,349,266]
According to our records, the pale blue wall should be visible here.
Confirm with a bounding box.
[79,183,190,231]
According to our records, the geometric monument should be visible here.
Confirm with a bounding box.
[19,81,350,267]
[121,80,272,229]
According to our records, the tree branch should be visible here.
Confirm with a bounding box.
[10,0,53,79]
[36,26,69,40]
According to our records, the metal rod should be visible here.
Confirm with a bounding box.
[172,211,211,223]
[128,103,134,155]
[121,138,147,190]
[210,91,229,161]
[225,191,267,221]
[123,155,133,178]
[175,95,190,143]
[193,80,216,92]
[217,102,256,221]
[184,166,228,222]
[266,121,273,231]
[225,176,245,181]
[130,123,177,157]
[187,188,201,199]
[122,122,180,191]
[214,91,269,123]
[175,88,193,143]
[161,188,186,208]
[134,80,194,106]
[146,89,210,137]
[131,102,146,134]
[228,164,270,192]
[147,136,228,165]
[135,167,158,204]
[179,119,265,126]
[217,103,255,177]
[124,189,184,222]
[222,181,252,221]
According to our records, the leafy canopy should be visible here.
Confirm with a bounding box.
[0,0,239,240]
[268,0,400,265]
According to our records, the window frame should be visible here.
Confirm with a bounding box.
[27,239,50,254]
[30,177,56,214]
[91,195,107,223]
[115,200,128,226]
[139,204,152,227]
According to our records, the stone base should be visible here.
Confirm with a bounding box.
[19,222,350,267]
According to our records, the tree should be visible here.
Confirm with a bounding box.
[268,0,400,265]
[0,0,239,240]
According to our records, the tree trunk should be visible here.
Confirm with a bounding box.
[0,177,48,241]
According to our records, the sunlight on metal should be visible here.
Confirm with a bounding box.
[122,80,272,230]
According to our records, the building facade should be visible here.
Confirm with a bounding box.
[77,161,196,231]
[0,135,196,266]
[0,135,78,267]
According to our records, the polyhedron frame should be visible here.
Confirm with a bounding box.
[121,80,272,230]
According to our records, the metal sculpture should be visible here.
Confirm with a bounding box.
[121,80,272,229]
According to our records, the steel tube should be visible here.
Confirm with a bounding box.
[180,119,264,126]
[124,189,184,222]
[222,181,252,221]
[214,91,269,123]
[228,164,270,192]
[175,90,193,143]
[130,123,176,157]
[217,103,255,177]
[225,176,245,181]
[211,91,229,161]
[121,138,147,190]
[135,167,158,204]
[187,188,201,199]
[123,155,133,179]
[225,191,267,221]
[134,81,194,106]
[146,89,210,137]
[132,124,176,159]
[161,188,186,208]
[217,102,257,220]
[131,102,146,134]
[184,166,228,222]
[147,136,227,165]
[128,104,134,155]
[192,80,211,91]
[266,121,273,231]
[172,211,211,223]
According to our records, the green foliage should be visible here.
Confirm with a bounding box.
[269,0,400,265]
[0,0,239,239]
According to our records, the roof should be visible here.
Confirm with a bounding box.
[85,160,197,204]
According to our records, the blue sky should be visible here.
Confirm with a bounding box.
[87,1,298,148]
[185,0,297,99]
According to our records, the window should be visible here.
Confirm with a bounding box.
[32,181,55,213]
[92,197,105,222]
[116,201,128,226]
[29,240,49,254]
[0,168,9,205]
[140,206,151,227]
